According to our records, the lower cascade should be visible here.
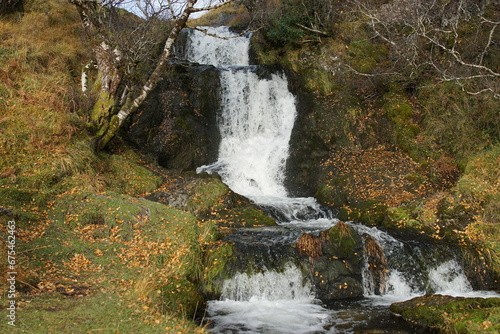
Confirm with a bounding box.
[177,26,499,333]
[208,265,331,334]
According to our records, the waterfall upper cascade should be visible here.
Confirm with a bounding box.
[178,26,498,334]
[183,27,328,223]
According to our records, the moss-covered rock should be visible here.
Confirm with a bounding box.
[200,240,235,299]
[296,222,365,302]
[145,173,277,227]
[390,295,500,333]
[219,207,276,227]
[186,177,229,215]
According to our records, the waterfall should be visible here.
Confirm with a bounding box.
[177,26,498,333]
[179,26,336,333]
[208,265,331,334]
[201,67,296,200]
[353,224,480,303]
[186,27,293,200]
[221,264,313,301]
[181,27,329,223]
[179,26,250,66]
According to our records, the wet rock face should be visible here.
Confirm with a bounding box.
[284,85,329,198]
[125,64,221,171]
[364,236,389,295]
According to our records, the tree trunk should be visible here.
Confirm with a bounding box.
[69,0,125,143]
[94,0,199,151]
[0,0,23,15]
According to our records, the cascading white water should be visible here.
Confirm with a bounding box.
[190,27,330,223]
[352,224,492,305]
[181,26,335,333]
[428,260,473,294]
[190,27,294,200]
[221,265,312,301]
[208,265,331,334]
[203,68,295,199]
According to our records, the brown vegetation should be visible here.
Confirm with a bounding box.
[296,233,323,259]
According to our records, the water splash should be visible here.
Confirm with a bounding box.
[201,67,296,201]
[208,265,331,334]
[221,265,313,301]
[429,260,473,295]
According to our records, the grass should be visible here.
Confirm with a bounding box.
[419,83,499,169]
[1,292,204,334]
[0,189,217,333]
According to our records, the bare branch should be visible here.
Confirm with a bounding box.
[295,23,329,36]
[343,64,402,78]
[346,0,499,98]
[478,17,499,65]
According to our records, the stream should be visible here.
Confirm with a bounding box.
[177,26,498,334]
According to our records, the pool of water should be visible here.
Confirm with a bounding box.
[202,297,432,334]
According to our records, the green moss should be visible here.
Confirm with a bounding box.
[201,241,234,297]
[250,33,280,65]
[381,92,432,163]
[105,149,163,196]
[315,184,336,205]
[328,222,361,261]
[303,68,336,95]
[348,40,388,73]
[391,296,500,333]
[337,201,389,227]
[384,207,420,230]
[174,117,189,130]
[187,178,229,215]
[0,188,49,208]
[226,207,277,227]
[91,89,115,133]
[95,113,119,150]
[356,201,389,226]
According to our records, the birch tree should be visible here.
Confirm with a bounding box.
[69,0,232,150]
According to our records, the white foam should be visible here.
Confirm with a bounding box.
[429,259,473,294]
[208,265,331,334]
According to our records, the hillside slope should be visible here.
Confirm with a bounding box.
[0,1,226,332]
